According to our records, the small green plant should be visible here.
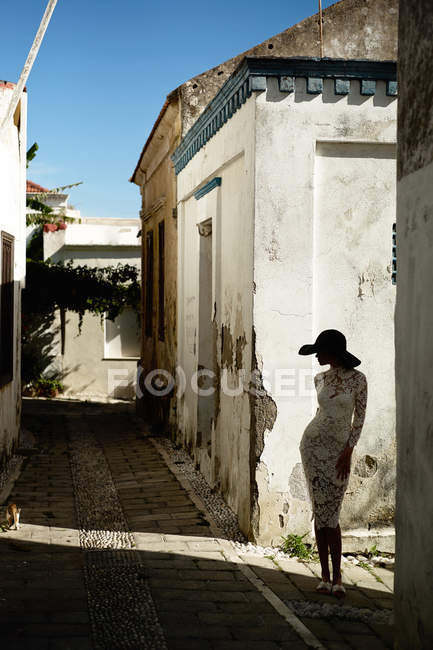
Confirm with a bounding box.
[357,558,385,584]
[280,532,317,561]
[358,559,371,570]
[367,544,378,558]
[30,376,64,398]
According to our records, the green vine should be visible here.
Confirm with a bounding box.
[23,258,140,330]
[23,143,141,390]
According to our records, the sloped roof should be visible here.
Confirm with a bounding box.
[130,0,398,184]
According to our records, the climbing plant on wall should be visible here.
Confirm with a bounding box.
[23,259,140,327]
[23,144,141,392]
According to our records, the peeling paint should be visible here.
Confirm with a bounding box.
[358,270,376,299]
[354,454,378,478]
[248,328,278,540]
[235,334,247,369]
[212,319,221,425]
[221,324,234,369]
[265,234,281,261]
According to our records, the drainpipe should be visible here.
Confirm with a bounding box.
[319,0,324,59]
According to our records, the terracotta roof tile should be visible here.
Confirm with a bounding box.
[26,180,50,193]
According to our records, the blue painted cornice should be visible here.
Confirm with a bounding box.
[194,177,222,200]
[172,57,397,175]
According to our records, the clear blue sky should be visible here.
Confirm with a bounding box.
[2,0,336,218]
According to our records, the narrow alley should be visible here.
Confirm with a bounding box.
[0,400,394,649]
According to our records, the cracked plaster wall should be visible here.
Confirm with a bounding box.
[253,76,397,548]
[177,99,256,534]
[133,98,180,434]
[394,1,433,646]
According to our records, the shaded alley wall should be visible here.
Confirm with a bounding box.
[394,0,433,647]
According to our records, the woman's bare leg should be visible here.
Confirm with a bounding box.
[327,524,342,584]
[314,521,330,582]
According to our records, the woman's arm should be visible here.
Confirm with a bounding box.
[348,373,368,448]
[336,373,368,480]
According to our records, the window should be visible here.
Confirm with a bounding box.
[158,220,165,341]
[0,232,14,387]
[104,308,140,359]
[145,230,154,337]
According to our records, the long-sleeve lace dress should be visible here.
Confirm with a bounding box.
[299,366,368,528]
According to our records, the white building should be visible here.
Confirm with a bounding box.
[43,218,141,400]
[173,57,397,548]
[0,81,27,464]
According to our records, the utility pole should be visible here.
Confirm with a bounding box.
[0,0,58,133]
[319,0,324,58]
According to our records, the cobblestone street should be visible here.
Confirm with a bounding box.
[0,400,394,649]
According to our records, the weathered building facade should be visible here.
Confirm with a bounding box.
[130,92,180,432]
[0,82,27,466]
[131,0,398,436]
[174,55,398,546]
[395,0,433,646]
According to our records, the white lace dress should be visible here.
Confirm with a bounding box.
[300,367,368,528]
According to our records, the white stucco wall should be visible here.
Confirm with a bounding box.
[253,77,397,547]
[0,84,27,461]
[177,97,256,531]
[43,220,141,401]
[177,76,397,544]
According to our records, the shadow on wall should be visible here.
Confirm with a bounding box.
[21,309,59,387]
[21,308,87,397]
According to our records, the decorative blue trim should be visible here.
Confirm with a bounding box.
[172,57,397,175]
[243,57,396,79]
[335,79,350,95]
[361,80,376,96]
[194,177,222,200]
[279,76,294,93]
[386,80,398,96]
[307,77,323,94]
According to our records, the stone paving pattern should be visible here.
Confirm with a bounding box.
[0,408,91,649]
[0,400,394,649]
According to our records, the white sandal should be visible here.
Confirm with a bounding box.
[316,580,332,594]
[331,583,346,598]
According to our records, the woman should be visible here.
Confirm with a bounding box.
[298,329,367,598]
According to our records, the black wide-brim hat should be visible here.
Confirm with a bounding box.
[298,329,361,367]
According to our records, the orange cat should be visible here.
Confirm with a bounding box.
[6,503,21,530]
